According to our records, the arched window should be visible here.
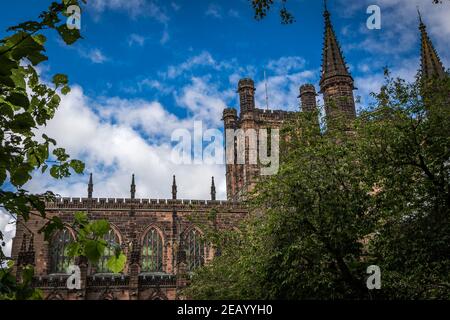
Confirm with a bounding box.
[50,229,74,274]
[96,229,121,273]
[185,229,205,271]
[141,227,163,272]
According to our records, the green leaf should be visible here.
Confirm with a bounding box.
[106,252,126,274]
[27,51,48,66]
[52,74,68,87]
[10,35,46,65]
[21,265,34,284]
[69,159,84,174]
[61,85,71,95]
[0,75,16,87]
[6,93,30,109]
[84,239,106,263]
[42,133,57,145]
[90,220,110,237]
[74,211,89,225]
[7,260,15,269]
[10,68,26,89]
[0,168,6,185]
[66,242,81,257]
[32,34,46,45]
[0,103,14,119]
[57,24,81,45]
[10,165,32,186]
[0,55,18,76]
[10,112,35,133]
[53,148,69,161]
[49,165,59,179]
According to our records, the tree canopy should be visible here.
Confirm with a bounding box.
[185,73,450,299]
[0,0,125,300]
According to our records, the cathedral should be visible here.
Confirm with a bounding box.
[10,7,447,300]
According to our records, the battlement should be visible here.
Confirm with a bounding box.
[44,197,245,211]
[222,107,237,119]
[256,108,298,122]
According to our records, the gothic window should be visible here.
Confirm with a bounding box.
[141,227,163,272]
[185,229,205,271]
[96,229,120,273]
[50,229,74,274]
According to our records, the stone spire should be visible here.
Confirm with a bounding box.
[319,1,356,120]
[87,173,93,198]
[172,175,177,200]
[130,174,136,199]
[210,176,216,201]
[320,1,352,84]
[418,9,446,79]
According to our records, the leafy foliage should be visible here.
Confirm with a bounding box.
[0,262,43,300]
[61,212,127,273]
[250,0,294,24]
[185,74,450,299]
[0,0,125,299]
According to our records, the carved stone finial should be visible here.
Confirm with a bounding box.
[130,174,136,199]
[88,173,93,199]
[172,175,177,200]
[211,176,216,201]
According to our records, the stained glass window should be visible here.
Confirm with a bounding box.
[50,229,73,273]
[96,229,120,273]
[141,227,163,272]
[185,229,205,271]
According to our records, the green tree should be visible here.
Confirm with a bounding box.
[361,73,450,298]
[0,0,125,299]
[185,73,450,299]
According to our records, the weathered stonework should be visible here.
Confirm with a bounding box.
[11,196,247,300]
[10,6,444,300]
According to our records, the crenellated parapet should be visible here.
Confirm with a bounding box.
[44,197,245,211]
[255,108,298,123]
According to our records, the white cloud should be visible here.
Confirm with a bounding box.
[139,79,174,94]
[163,51,218,79]
[205,4,222,19]
[171,2,181,11]
[337,0,450,61]
[26,84,227,201]
[80,48,108,64]
[160,29,170,45]
[175,76,234,126]
[128,33,146,47]
[354,56,419,110]
[89,0,169,23]
[0,209,16,258]
[21,49,377,211]
[228,9,240,18]
[204,5,239,19]
[162,53,316,112]
[255,70,316,111]
[267,56,307,75]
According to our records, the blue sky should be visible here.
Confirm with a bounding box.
[1,0,450,255]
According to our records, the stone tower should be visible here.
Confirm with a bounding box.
[238,78,256,114]
[223,80,317,200]
[299,84,318,112]
[319,3,356,121]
